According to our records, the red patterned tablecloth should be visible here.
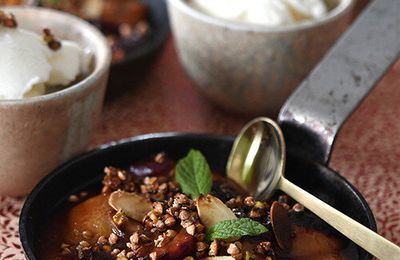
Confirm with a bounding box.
[1,37,399,258]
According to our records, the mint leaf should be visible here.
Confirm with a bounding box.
[175,149,212,199]
[206,218,268,241]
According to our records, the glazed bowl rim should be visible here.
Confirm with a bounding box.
[168,0,355,33]
[0,6,111,105]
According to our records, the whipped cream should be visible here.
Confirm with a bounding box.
[0,26,91,100]
[189,0,328,26]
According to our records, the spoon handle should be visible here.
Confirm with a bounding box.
[278,177,400,259]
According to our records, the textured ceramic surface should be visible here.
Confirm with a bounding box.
[168,0,355,116]
[0,7,111,196]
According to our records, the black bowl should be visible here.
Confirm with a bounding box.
[19,133,376,259]
[38,0,169,69]
[36,0,170,97]
[106,0,170,97]
[110,0,170,69]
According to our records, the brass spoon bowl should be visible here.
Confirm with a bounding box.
[227,117,400,259]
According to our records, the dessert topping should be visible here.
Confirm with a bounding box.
[42,28,61,51]
[0,9,92,99]
[0,10,17,28]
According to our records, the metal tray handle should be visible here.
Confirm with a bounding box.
[278,0,400,165]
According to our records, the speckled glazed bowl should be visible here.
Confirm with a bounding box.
[0,7,111,196]
[168,0,355,116]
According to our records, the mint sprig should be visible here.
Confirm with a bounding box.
[175,149,212,199]
[206,218,268,241]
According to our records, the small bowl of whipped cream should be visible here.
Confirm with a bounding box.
[167,0,355,116]
[0,6,111,196]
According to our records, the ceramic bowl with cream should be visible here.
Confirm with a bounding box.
[0,6,111,196]
[167,0,355,116]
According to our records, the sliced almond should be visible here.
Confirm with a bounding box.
[108,190,152,222]
[196,195,237,228]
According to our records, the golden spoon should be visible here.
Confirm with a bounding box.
[227,117,400,260]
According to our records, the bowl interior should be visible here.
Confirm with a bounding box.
[1,6,111,103]
[6,6,109,70]
[20,133,375,259]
